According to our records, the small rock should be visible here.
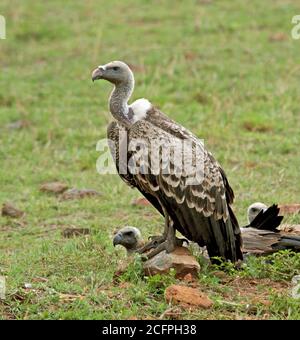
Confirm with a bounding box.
[60,188,102,200]
[40,182,69,194]
[165,284,213,309]
[143,246,200,279]
[279,204,300,215]
[62,228,90,238]
[1,203,25,218]
[131,197,151,207]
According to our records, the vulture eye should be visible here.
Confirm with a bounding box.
[112,66,120,71]
[124,231,133,236]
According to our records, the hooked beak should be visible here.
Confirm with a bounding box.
[92,66,105,82]
[113,233,123,247]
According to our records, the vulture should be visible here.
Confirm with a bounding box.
[92,61,243,262]
[113,226,144,256]
[241,202,300,254]
[113,204,300,256]
[245,203,283,230]
[247,202,268,224]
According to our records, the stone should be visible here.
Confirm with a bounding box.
[143,246,200,279]
[165,284,213,309]
[40,182,69,194]
[60,188,102,200]
[1,203,25,218]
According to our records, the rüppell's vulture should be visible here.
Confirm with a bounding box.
[246,202,282,229]
[92,61,243,263]
[247,202,300,234]
[113,226,144,256]
[113,203,300,256]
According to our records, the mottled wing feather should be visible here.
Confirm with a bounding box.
[107,121,164,216]
[128,119,242,261]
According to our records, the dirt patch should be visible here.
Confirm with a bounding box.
[1,203,25,219]
[165,284,213,309]
[40,182,69,195]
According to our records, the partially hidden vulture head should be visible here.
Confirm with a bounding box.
[92,61,133,85]
[247,202,268,223]
[113,226,143,255]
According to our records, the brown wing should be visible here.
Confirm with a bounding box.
[128,119,243,262]
[107,121,164,216]
[146,107,236,207]
[146,107,241,245]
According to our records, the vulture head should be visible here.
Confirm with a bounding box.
[113,226,143,255]
[247,202,268,223]
[92,61,133,85]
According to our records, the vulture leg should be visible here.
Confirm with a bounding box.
[142,223,177,260]
[137,199,188,257]
[137,200,171,254]
[147,212,171,244]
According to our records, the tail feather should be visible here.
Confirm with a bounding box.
[246,204,283,232]
[205,207,243,263]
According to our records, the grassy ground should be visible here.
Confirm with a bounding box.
[0,0,300,319]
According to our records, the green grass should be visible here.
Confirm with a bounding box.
[1,0,300,319]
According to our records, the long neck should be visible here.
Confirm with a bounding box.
[109,76,134,125]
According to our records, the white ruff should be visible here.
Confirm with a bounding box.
[247,202,267,223]
[121,226,142,239]
[130,98,152,122]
